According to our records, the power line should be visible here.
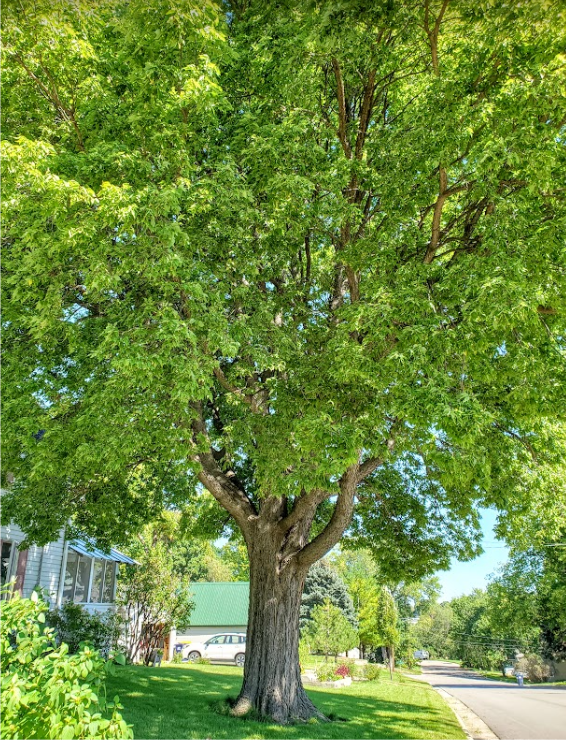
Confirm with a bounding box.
[482,544,566,549]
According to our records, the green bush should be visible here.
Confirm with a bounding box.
[47,601,122,658]
[399,648,417,669]
[0,589,133,740]
[363,663,381,681]
[315,663,339,682]
[195,656,211,665]
[298,637,311,668]
[337,659,358,677]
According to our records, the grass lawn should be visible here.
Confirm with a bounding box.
[478,669,566,686]
[477,669,520,684]
[106,663,466,739]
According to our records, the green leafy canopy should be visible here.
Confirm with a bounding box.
[2,0,565,575]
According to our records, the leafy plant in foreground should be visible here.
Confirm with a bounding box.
[47,601,122,658]
[0,589,133,740]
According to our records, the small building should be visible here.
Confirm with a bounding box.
[1,520,135,612]
[176,581,249,642]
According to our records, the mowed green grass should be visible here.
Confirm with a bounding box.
[105,663,466,739]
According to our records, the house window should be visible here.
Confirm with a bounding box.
[89,559,115,604]
[1,541,14,589]
[63,549,117,604]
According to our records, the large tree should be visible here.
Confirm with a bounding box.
[3,0,566,723]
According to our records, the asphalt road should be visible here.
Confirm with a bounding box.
[418,660,566,740]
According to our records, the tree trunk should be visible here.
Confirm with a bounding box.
[231,536,326,724]
[194,438,367,724]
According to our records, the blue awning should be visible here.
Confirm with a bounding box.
[70,538,137,565]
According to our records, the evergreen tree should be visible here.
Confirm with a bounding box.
[300,561,357,631]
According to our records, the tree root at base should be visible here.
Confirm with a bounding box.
[229,694,329,724]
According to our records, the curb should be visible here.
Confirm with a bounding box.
[406,673,499,740]
[433,686,499,740]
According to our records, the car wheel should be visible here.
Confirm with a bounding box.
[187,650,201,662]
[235,653,245,668]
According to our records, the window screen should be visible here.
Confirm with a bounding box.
[1,542,13,588]
[63,549,79,601]
[102,562,115,603]
[73,556,91,603]
[89,559,105,603]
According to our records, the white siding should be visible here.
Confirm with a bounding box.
[1,521,66,606]
[22,543,42,596]
[38,536,66,604]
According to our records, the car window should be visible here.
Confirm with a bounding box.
[239,636,246,643]
[207,636,226,645]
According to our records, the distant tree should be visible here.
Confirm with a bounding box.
[118,522,193,665]
[448,589,516,671]
[375,586,400,679]
[215,539,250,581]
[492,458,566,662]
[308,599,358,661]
[328,549,379,612]
[300,561,357,631]
[410,602,454,660]
[392,577,441,620]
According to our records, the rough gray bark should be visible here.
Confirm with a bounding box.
[231,536,326,723]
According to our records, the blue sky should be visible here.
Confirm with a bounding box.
[436,508,510,601]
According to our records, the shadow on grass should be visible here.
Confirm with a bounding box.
[106,664,465,740]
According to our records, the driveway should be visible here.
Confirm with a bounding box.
[417,660,566,740]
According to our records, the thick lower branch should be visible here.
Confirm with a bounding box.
[191,407,257,532]
[278,488,330,534]
[297,462,359,568]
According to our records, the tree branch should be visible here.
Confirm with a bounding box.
[278,488,330,535]
[297,462,360,568]
[493,422,538,462]
[356,457,383,483]
[332,58,352,159]
[354,69,377,159]
[424,172,474,263]
[424,0,450,75]
[213,366,269,415]
[11,51,85,151]
[191,406,257,532]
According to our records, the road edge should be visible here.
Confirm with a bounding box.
[432,686,499,740]
[406,672,499,740]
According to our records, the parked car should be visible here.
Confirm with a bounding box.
[180,633,246,667]
[413,650,430,660]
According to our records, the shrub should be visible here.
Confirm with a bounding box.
[308,599,358,660]
[298,637,311,668]
[171,652,184,664]
[0,588,133,740]
[47,601,122,658]
[195,656,211,664]
[344,658,359,677]
[335,663,351,677]
[363,663,381,681]
[315,663,339,682]
[515,653,551,683]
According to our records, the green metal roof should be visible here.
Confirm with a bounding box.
[189,582,249,626]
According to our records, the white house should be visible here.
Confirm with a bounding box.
[0,520,135,612]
